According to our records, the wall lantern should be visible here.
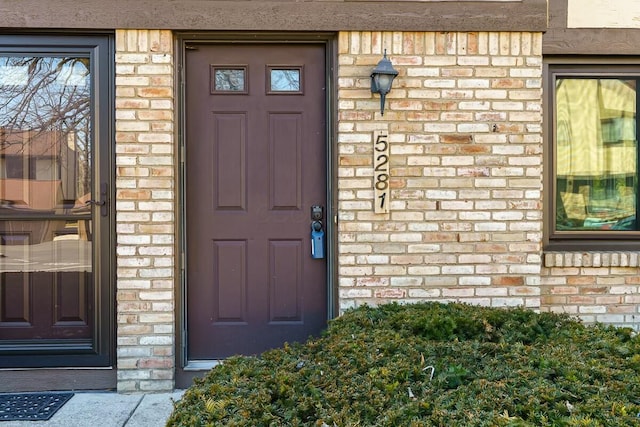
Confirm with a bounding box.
[370,49,398,116]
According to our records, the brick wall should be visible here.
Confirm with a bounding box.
[542,253,640,327]
[109,29,638,393]
[115,30,175,392]
[337,31,544,312]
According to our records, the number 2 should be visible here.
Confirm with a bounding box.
[375,154,389,172]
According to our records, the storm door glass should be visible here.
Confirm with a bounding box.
[0,56,94,349]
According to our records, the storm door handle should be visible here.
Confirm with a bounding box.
[85,183,108,217]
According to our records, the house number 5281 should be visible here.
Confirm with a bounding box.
[373,130,390,214]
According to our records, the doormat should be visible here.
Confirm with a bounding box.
[0,393,74,421]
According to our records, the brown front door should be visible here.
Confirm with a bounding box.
[185,43,328,359]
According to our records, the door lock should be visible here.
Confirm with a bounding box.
[311,205,324,221]
[310,205,325,259]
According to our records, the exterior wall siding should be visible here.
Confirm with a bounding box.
[336,31,544,313]
[107,29,640,393]
[115,30,176,393]
[0,0,548,32]
[3,0,640,397]
[541,254,640,326]
[541,1,640,329]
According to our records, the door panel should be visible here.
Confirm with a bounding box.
[186,44,327,359]
[213,113,246,210]
[0,36,112,369]
[212,240,246,323]
[269,240,303,322]
[270,113,302,208]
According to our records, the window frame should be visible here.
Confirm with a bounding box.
[544,58,640,251]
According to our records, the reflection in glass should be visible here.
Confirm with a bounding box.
[0,220,92,271]
[555,78,638,231]
[0,65,28,86]
[0,55,93,342]
[270,69,301,92]
[0,220,92,338]
[214,68,245,92]
[0,56,91,214]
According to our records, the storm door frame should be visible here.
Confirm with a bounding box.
[0,33,115,390]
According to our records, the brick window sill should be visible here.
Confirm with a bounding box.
[544,252,640,268]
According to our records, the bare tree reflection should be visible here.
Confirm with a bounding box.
[0,56,95,347]
[0,56,91,210]
[214,68,245,91]
[271,69,300,91]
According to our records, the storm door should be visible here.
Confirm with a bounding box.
[0,35,112,368]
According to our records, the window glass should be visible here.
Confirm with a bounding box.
[267,66,303,94]
[0,34,112,368]
[212,67,246,93]
[0,56,91,212]
[270,69,300,92]
[554,77,638,232]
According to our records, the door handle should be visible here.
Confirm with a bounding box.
[311,205,325,259]
[85,183,108,217]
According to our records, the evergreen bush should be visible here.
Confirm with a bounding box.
[167,302,640,426]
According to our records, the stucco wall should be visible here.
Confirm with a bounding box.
[0,0,547,32]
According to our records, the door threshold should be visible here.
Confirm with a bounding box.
[0,368,116,392]
[184,360,224,371]
[0,366,114,371]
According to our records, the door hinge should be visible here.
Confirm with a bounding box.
[181,329,188,362]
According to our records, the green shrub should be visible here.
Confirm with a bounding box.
[167,302,640,426]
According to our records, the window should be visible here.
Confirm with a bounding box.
[547,63,640,249]
[267,66,302,94]
[211,66,247,93]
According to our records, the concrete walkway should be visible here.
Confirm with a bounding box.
[0,391,185,427]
